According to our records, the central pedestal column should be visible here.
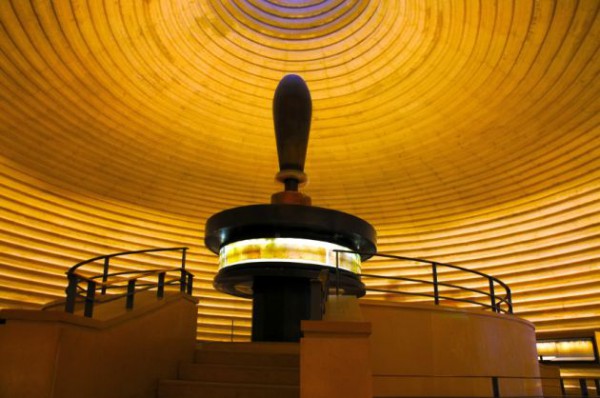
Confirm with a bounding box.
[252,276,311,341]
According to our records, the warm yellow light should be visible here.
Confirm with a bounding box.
[0,0,598,343]
[537,339,596,361]
[219,238,361,274]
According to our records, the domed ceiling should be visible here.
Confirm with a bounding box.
[0,0,598,340]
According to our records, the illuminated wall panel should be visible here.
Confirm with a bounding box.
[0,0,598,340]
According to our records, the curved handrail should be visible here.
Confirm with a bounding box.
[65,247,193,317]
[365,287,499,311]
[67,246,189,275]
[342,250,512,293]
[334,250,513,314]
[359,273,493,298]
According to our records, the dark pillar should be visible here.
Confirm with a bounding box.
[251,276,311,342]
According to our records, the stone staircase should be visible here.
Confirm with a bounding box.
[158,342,300,398]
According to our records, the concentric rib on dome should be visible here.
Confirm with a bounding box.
[0,0,599,341]
[222,0,368,40]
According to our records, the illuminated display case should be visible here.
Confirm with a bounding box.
[203,75,377,342]
[219,238,361,274]
[537,338,598,362]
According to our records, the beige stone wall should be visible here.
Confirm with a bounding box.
[539,363,562,397]
[300,321,372,398]
[0,293,197,398]
[360,300,541,397]
[1,0,599,343]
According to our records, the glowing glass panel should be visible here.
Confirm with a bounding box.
[536,339,596,362]
[219,238,361,274]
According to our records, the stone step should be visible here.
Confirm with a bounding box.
[157,380,299,398]
[178,362,299,385]
[197,341,299,354]
[194,343,299,368]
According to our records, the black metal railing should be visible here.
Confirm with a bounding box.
[334,250,513,314]
[372,374,599,397]
[65,247,193,318]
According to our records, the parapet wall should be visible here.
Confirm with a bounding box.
[0,293,197,398]
[360,299,541,397]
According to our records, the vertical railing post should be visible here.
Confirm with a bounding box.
[579,378,588,396]
[157,272,165,298]
[506,287,513,314]
[84,280,96,318]
[594,379,599,396]
[65,274,78,313]
[491,376,500,398]
[431,263,439,305]
[101,257,110,295]
[186,273,194,295]
[180,269,186,292]
[126,279,136,310]
[335,251,340,296]
[180,248,188,292]
[489,278,497,313]
[181,248,187,271]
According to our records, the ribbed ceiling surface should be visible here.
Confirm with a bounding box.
[1,0,598,340]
